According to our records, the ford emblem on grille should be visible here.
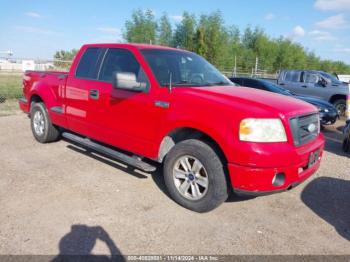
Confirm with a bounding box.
[307,123,316,133]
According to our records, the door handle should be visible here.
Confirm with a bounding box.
[90,89,99,100]
[279,83,285,86]
[301,85,307,88]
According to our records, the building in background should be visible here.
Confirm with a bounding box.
[338,75,350,84]
[0,59,54,72]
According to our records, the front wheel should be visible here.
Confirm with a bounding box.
[333,99,346,117]
[163,139,229,212]
[30,102,60,143]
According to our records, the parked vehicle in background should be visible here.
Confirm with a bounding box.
[18,43,325,212]
[343,120,350,152]
[337,75,350,84]
[230,77,339,126]
[277,70,349,117]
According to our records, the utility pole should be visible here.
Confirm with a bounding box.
[255,56,258,76]
[233,56,237,77]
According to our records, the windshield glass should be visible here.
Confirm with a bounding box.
[140,49,233,87]
[319,72,342,84]
[261,80,292,95]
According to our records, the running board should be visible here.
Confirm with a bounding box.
[62,132,156,172]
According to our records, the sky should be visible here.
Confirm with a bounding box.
[0,0,350,63]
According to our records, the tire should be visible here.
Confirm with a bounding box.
[163,139,229,212]
[30,102,60,143]
[333,99,346,117]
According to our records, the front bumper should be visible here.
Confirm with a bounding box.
[320,110,338,125]
[228,135,324,194]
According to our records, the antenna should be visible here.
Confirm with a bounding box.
[169,72,172,93]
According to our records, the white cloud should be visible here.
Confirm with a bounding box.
[14,26,58,35]
[315,14,348,29]
[25,12,41,18]
[309,30,336,41]
[315,0,350,11]
[96,27,120,34]
[170,15,183,22]
[333,47,350,53]
[288,25,306,39]
[264,13,276,21]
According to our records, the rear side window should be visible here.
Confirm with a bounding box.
[284,71,301,82]
[76,48,105,79]
[99,48,146,83]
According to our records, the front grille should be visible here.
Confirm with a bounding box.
[289,113,320,146]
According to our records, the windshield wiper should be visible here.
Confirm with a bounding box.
[203,81,230,86]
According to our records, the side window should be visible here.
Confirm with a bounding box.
[284,71,301,83]
[76,48,105,79]
[304,73,319,84]
[99,48,148,86]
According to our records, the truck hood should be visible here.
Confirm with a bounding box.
[177,85,317,118]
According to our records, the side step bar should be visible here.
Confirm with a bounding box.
[62,132,156,172]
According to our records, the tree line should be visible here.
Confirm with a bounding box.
[54,9,350,74]
[123,9,350,74]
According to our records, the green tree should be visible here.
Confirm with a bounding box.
[119,10,350,74]
[158,13,172,46]
[124,9,157,44]
[194,26,207,57]
[195,11,231,68]
[173,12,196,51]
[53,49,78,69]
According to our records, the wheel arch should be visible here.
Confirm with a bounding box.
[329,94,346,104]
[157,127,228,166]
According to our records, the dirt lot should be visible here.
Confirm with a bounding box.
[0,114,349,256]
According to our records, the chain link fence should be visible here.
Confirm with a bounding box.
[0,57,72,116]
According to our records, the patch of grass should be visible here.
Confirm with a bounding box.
[0,73,23,116]
[0,73,23,100]
[0,99,21,116]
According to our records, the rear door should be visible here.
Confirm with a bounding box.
[279,70,303,95]
[64,47,106,136]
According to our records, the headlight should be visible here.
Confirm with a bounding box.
[318,107,328,113]
[239,118,287,142]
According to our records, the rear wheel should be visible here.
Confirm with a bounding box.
[30,102,60,143]
[163,139,229,212]
[333,99,346,117]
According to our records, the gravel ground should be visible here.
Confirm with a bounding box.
[0,114,349,256]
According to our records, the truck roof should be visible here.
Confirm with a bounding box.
[81,43,183,51]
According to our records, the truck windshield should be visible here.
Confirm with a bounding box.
[140,49,233,87]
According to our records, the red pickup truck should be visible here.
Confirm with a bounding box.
[19,43,325,212]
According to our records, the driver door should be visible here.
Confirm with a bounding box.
[87,48,165,157]
[301,71,328,100]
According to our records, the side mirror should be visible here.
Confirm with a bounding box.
[112,72,148,92]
